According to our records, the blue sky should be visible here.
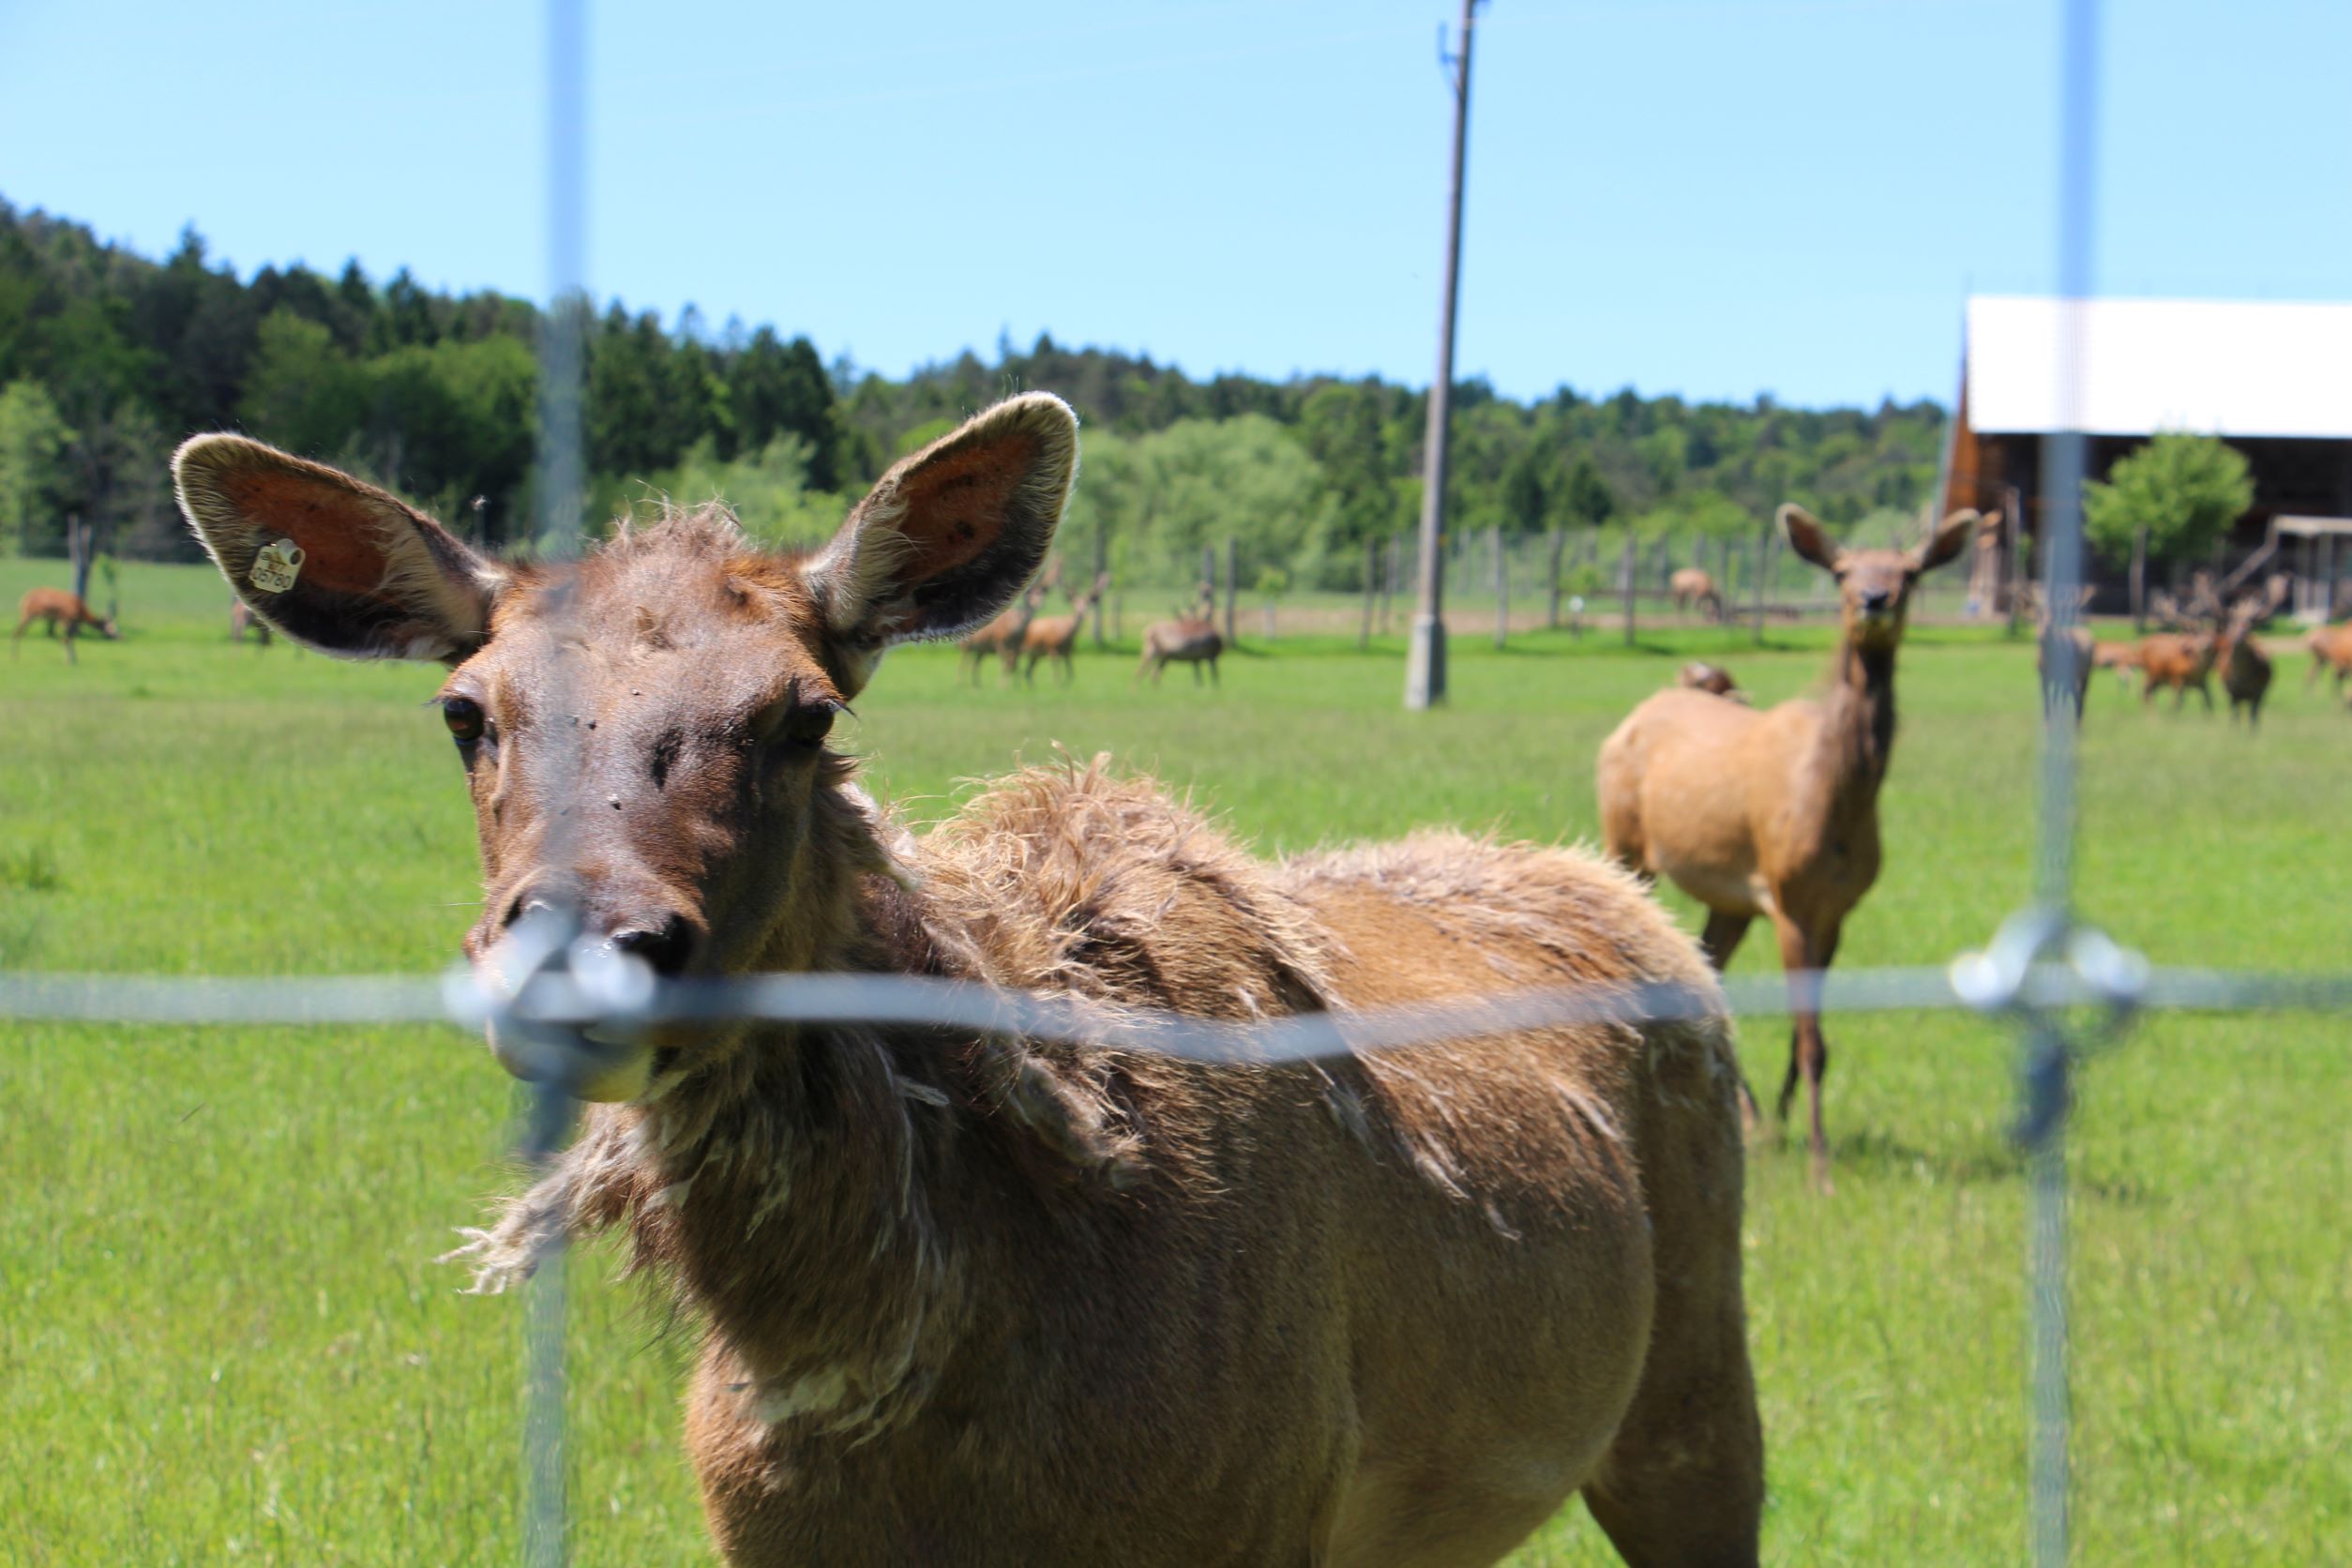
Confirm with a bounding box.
[3,0,2346,407]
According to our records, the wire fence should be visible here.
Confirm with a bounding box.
[7,0,2343,1563]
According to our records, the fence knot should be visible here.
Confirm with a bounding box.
[1952,906,2147,1150]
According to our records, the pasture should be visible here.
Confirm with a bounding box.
[3,558,2345,1564]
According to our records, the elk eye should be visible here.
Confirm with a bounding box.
[443,697,487,746]
[776,703,837,752]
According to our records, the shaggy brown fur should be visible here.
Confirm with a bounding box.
[1600,505,1973,1191]
[173,396,1760,1568]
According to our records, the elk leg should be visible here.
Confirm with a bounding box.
[1698,911,1761,1130]
[1772,914,1835,1192]
[9,616,27,658]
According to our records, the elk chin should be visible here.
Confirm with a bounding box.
[486,1023,658,1104]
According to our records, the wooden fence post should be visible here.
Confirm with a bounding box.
[1621,530,1637,648]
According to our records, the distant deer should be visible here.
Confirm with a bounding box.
[2088,639,2142,688]
[1669,567,1722,622]
[12,587,118,663]
[1676,660,1746,701]
[2137,598,2218,713]
[1018,571,1108,685]
[2218,582,2288,727]
[173,396,1762,1567]
[230,597,275,647]
[957,582,1044,685]
[2304,621,2352,697]
[1599,504,1975,1190]
[1136,587,1226,687]
[2021,584,2095,723]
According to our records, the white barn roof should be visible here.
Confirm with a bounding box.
[1965,296,2352,439]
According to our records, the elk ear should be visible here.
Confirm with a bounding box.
[1910,508,1978,574]
[1778,505,1846,574]
[173,435,499,661]
[803,392,1077,683]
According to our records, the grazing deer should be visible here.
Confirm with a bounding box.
[1017,571,1107,685]
[957,582,1044,685]
[2304,622,2352,697]
[11,587,118,663]
[1676,660,1746,702]
[2089,639,2142,688]
[173,397,1762,1568]
[230,597,275,647]
[1669,567,1723,622]
[1599,505,1975,1191]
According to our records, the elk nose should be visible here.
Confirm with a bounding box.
[611,916,695,978]
[1861,587,1892,613]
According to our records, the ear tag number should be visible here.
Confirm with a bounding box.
[249,537,306,594]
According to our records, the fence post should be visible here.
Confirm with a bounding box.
[1545,526,1564,629]
[1752,523,1768,647]
[1093,524,1108,648]
[1621,529,1637,648]
[2130,524,2148,634]
[1491,524,1507,649]
[1223,537,1238,647]
[1361,535,1378,651]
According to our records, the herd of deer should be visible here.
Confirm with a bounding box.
[82,389,2332,1566]
[2029,565,2333,729]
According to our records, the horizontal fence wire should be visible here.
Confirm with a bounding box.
[7,957,2352,1044]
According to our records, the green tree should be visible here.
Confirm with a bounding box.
[1561,457,1617,527]
[2082,431,2254,570]
[1500,444,1551,535]
[0,377,74,554]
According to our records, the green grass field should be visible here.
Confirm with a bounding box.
[4,558,2346,1564]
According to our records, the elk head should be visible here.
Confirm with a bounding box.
[173,394,1079,1102]
[1779,505,1975,654]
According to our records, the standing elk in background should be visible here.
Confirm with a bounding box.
[2021,584,2095,724]
[1599,504,1975,1190]
[1136,586,1226,687]
[2217,579,2289,727]
[958,582,1045,685]
[173,395,1763,1568]
[1018,571,1108,685]
[1676,660,1746,702]
[230,597,274,647]
[2089,639,2143,689]
[1669,567,1723,622]
[2304,620,2352,698]
[2137,603,2219,713]
[12,587,118,663]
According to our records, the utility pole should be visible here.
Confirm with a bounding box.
[1404,0,1485,710]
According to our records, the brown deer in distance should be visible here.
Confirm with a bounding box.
[2162,569,2289,728]
[1599,504,1975,1190]
[1018,570,1108,684]
[2304,621,2352,698]
[230,597,275,647]
[2021,583,2095,723]
[12,587,118,663]
[173,396,1761,1568]
[957,581,1043,684]
[1136,583,1225,686]
[2140,585,2224,712]
[1669,567,1723,621]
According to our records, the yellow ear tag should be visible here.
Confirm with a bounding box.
[249,537,306,595]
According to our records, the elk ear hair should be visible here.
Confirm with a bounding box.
[1777,505,1846,575]
[1913,508,1978,574]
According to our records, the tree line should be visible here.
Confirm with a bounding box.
[0,196,1946,590]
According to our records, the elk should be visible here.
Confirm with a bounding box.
[1135,589,1225,687]
[1018,571,1108,685]
[1599,504,1975,1191]
[2304,621,2352,697]
[2218,583,2287,726]
[173,396,1762,1568]
[2136,616,2218,712]
[2020,584,2095,724]
[11,587,118,663]
[2156,570,2289,729]
[1669,567,1722,621]
[957,582,1043,685]
[2088,639,2143,688]
[1676,660,1746,702]
[230,597,275,647]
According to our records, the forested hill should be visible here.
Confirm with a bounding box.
[0,197,1946,587]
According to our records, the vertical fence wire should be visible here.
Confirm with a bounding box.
[2022,0,2103,1561]
[523,3,589,1564]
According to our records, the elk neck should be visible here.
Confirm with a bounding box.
[1820,633,1901,805]
[600,780,972,1438]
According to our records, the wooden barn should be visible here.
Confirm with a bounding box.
[1937,296,2352,617]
